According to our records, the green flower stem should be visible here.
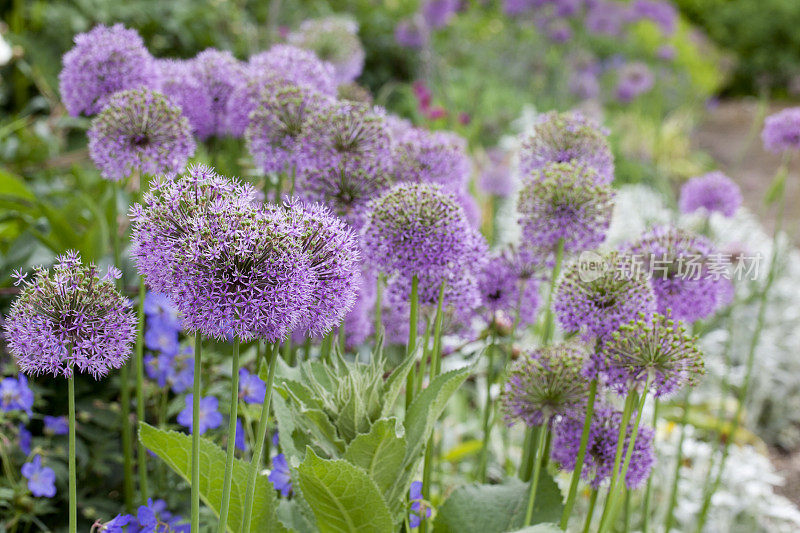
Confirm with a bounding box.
[191,333,202,533]
[695,158,789,533]
[641,398,659,533]
[519,428,534,481]
[242,343,280,533]
[135,277,148,503]
[374,273,383,338]
[596,388,637,530]
[560,379,599,530]
[523,423,549,526]
[405,274,420,410]
[68,366,77,533]
[477,333,497,482]
[664,392,690,533]
[420,282,446,533]
[338,324,345,355]
[320,332,333,363]
[623,490,631,533]
[282,336,292,364]
[581,489,599,533]
[415,317,432,394]
[217,339,241,533]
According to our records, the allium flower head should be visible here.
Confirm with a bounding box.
[517,162,614,253]
[477,252,540,328]
[554,251,657,341]
[278,199,361,337]
[224,68,285,138]
[599,312,704,398]
[245,82,332,175]
[679,171,742,217]
[519,111,614,184]
[188,49,247,139]
[616,62,655,102]
[762,107,800,153]
[88,89,195,181]
[4,251,136,379]
[250,44,337,97]
[478,147,513,197]
[586,0,627,36]
[288,16,365,84]
[627,0,678,34]
[624,226,727,322]
[156,59,213,138]
[393,127,472,190]
[129,165,315,342]
[59,24,158,116]
[502,344,590,427]
[551,404,655,489]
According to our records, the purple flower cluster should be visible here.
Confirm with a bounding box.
[142,293,194,394]
[551,404,655,489]
[477,252,540,329]
[4,251,136,379]
[679,171,742,218]
[762,107,800,153]
[0,374,34,415]
[478,148,514,197]
[627,0,678,35]
[250,45,337,98]
[88,88,195,181]
[615,62,655,102]
[393,127,472,191]
[185,49,247,139]
[156,59,213,138]
[287,16,365,85]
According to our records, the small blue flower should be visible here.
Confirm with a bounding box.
[144,322,179,357]
[235,418,246,452]
[272,430,279,447]
[144,292,181,330]
[18,423,32,455]
[177,395,223,435]
[238,368,266,404]
[269,453,292,497]
[44,415,69,436]
[1,374,34,415]
[408,480,431,528]
[21,455,56,498]
[102,513,134,532]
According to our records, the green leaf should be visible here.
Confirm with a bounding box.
[0,168,36,203]
[433,477,563,533]
[297,447,395,533]
[343,418,407,496]
[381,341,420,418]
[139,423,286,533]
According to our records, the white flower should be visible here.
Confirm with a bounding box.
[0,34,12,66]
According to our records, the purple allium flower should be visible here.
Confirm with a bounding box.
[144,293,181,331]
[245,82,333,175]
[517,162,614,254]
[393,127,472,191]
[503,0,534,16]
[623,226,727,322]
[679,171,742,217]
[4,251,136,379]
[187,49,247,139]
[477,252,540,328]
[586,1,627,36]
[395,17,429,49]
[554,251,657,341]
[341,273,376,348]
[627,0,678,35]
[547,19,573,43]
[279,199,361,337]
[44,415,69,436]
[569,69,601,100]
[761,107,800,153]
[130,165,315,342]
[409,480,432,528]
[422,0,460,28]
[144,322,179,357]
[616,62,655,102]
[599,312,704,398]
[156,59,214,138]
[269,453,293,497]
[177,395,223,435]
[250,45,337,97]
[238,368,266,404]
[519,111,614,185]
[362,182,488,305]
[502,344,590,427]
[59,24,158,116]
[88,88,195,181]
[551,404,655,489]
[21,455,56,498]
[287,16,365,85]
[18,424,32,455]
[0,374,34,414]
[478,148,514,197]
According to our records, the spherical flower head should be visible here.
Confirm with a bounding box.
[269,453,293,497]
[616,62,655,102]
[278,198,361,337]
[21,455,57,498]
[341,272,376,348]
[555,251,657,341]
[517,162,614,254]
[177,394,223,435]
[623,225,727,322]
[287,16,365,85]
[250,44,337,97]
[156,59,214,138]
[59,24,158,116]
[478,147,513,197]
[129,164,315,342]
[4,251,136,379]
[519,111,614,185]
[627,0,678,35]
[395,17,428,49]
[761,107,800,153]
[393,127,472,191]
[88,89,196,181]
[501,344,590,427]
[224,67,285,138]
[245,82,333,175]
[586,1,627,36]
[551,404,655,489]
[679,171,742,218]
[188,49,247,139]
[477,252,540,328]
[599,312,704,398]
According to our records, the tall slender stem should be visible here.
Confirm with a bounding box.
[415,317,432,394]
[641,399,659,533]
[560,379,598,529]
[135,277,148,502]
[664,393,690,533]
[523,424,549,525]
[242,343,280,533]
[68,370,77,533]
[374,273,383,338]
[581,489,599,533]
[191,333,202,533]
[477,334,497,482]
[405,274,420,410]
[596,389,636,530]
[217,339,241,533]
